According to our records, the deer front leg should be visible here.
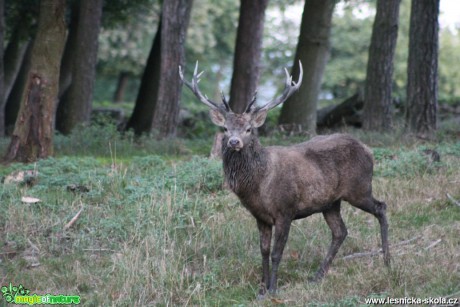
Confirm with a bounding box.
[257,220,272,298]
[269,218,292,294]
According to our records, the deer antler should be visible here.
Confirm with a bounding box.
[179,62,230,112]
[244,91,258,114]
[254,60,303,112]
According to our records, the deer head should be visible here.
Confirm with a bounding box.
[179,62,303,151]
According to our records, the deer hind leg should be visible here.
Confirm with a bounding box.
[351,196,390,266]
[313,200,347,281]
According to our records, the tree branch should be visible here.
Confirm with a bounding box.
[343,235,421,261]
[63,207,84,230]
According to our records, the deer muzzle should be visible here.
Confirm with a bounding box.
[227,136,243,151]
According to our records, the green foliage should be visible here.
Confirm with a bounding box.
[126,155,223,194]
[372,141,459,179]
[4,0,38,41]
[322,0,459,104]
[436,141,460,157]
[323,3,373,98]
[374,148,442,178]
[392,0,411,100]
[439,27,460,101]
[53,122,213,157]
[98,1,160,77]
[171,156,223,193]
[181,0,240,111]
[186,0,238,62]
[262,2,300,71]
[308,295,361,307]
[101,0,158,28]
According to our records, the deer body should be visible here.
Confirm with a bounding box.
[180,62,390,297]
[223,133,374,225]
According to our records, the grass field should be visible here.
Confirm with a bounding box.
[1,123,459,306]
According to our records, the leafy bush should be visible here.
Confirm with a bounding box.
[372,148,396,162]
[171,156,223,193]
[127,155,223,193]
[374,149,441,178]
[53,122,202,157]
[437,141,460,157]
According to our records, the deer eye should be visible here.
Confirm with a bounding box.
[246,128,251,133]
[223,127,228,132]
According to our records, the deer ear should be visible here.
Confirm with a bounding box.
[251,109,268,128]
[209,109,226,127]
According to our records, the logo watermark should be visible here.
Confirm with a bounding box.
[1,283,80,305]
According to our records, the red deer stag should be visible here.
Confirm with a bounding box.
[179,62,390,297]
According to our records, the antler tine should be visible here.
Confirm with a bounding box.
[220,91,231,112]
[244,90,258,113]
[179,61,223,111]
[255,60,303,112]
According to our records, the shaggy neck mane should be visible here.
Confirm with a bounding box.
[222,138,268,196]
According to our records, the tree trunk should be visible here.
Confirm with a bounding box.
[229,0,269,113]
[58,0,80,99]
[0,0,4,137]
[362,0,400,131]
[113,71,129,103]
[55,0,103,135]
[4,40,34,134]
[125,19,162,135]
[406,0,439,137]
[278,0,335,135]
[150,0,193,138]
[3,22,31,104]
[3,0,66,163]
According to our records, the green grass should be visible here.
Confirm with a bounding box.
[1,125,459,306]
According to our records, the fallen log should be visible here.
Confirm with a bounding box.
[317,93,364,129]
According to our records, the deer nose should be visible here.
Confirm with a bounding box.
[228,137,242,149]
[229,138,240,146]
